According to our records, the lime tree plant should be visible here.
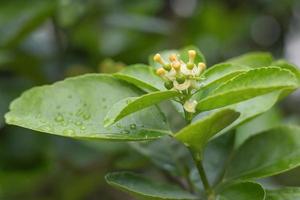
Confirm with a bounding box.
[5,46,300,200]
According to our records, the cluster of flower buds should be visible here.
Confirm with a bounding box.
[153,50,206,113]
[154,50,206,92]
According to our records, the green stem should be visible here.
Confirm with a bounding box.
[190,151,215,200]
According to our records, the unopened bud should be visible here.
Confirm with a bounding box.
[163,63,172,71]
[156,68,165,76]
[164,81,174,89]
[187,63,194,70]
[183,100,197,113]
[153,54,165,65]
[198,62,206,71]
[176,74,186,84]
[169,54,178,62]
[188,50,196,63]
[172,62,181,71]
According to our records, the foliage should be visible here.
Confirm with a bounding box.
[5,46,300,200]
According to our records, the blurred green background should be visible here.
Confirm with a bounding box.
[1,0,300,199]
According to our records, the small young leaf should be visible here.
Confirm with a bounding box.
[105,172,197,200]
[227,52,273,68]
[175,109,240,154]
[104,90,180,127]
[217,182,265,200]
[266,187,300,200]
[5,74,170,141]
[225,125,300,181]
[196,67,298,111]
[114,64,164,92]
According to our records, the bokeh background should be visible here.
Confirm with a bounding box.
[1,0,300,199]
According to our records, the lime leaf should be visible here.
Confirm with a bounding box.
[114,64,164,92]
[272,59,300,84]
[105,172,197,200]
[225,126,300,180]
[175,109,240,154]
[104,90,180,127]
[196,67,298,111]
[227,52,273,68]
[5,74,170,141]
[217,182,265,200]
[266,187,300,200]
[194,63,251,100]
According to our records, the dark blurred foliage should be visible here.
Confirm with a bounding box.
[1,0,300,199]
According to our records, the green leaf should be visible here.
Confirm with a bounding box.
[175,109,240,154]
[196,67,298,111]
[194,63,251,100]
[5,74,170,141]
[272,59,300,84]
[215,91,282,138]
[104,90,180,127]
[266,188,300,200]
[225,125,300,181]
[114,64,164,92]
[105,172,197,200]
[217,182,265,200]
[149,46,205,69]
[227,52,273,68]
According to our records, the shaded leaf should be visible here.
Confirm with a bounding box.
[225,126,300,180]
[105,172,197,200]
[217,182,265,200]
[104,90,180,127]
[266,187,300,200]
[5,74,170,141]
[175,109,240,154]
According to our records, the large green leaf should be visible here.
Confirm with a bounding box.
[194,63,250,100]
[195,67,298,111]
[217,182,265,200]
[114,64,164,92]
[149,46,205,69]
[266,188,300,200]
[225,126,300,181]
[227,52,273,68]
[104,90,180,127]
[215,91,282,138]
[5,74,170,141]
[272,59,300,84]
[105,172,197,200]
[175,109,240,154]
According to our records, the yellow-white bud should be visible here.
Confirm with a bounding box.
[198,62,206,71]
[156,68,166,76]
[172,62,181,71]
[153,54,165,65]
[169,54,178,62]
[183,100,197,113]
[188,50,196,63]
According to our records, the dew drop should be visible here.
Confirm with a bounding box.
[39,125,51,132]
[63,129,75,135]
[75,121,83,126]
[54,114,64,122]
[83,113,91,120]
[130,124,136,130]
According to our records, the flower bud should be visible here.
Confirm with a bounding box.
[183,100,197,113]
[187,63,194,70]
[188,50,196,63]
[153,54,165,65]
[163,63,172,71]
[169,54,178,62]
[156,68,165,76]
[164,81,174,89]
[176,74,186,84]
[198,62,206,71]
[172,62,181,71]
